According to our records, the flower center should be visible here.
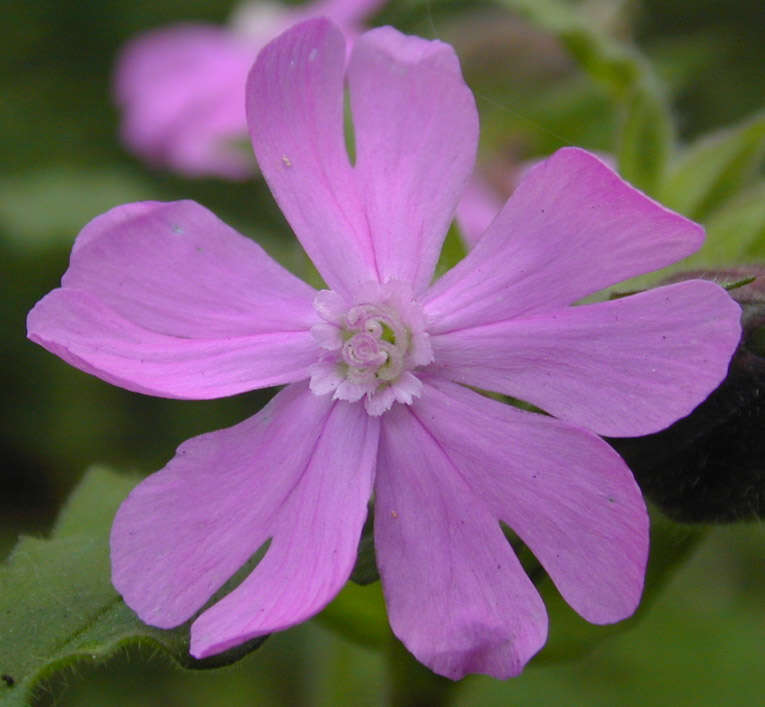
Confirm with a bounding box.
[309,281,433,416]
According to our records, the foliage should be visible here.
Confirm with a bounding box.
[0,468,266,707]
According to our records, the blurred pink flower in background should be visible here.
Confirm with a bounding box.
[114,0,385,179]
[30,20,741,680]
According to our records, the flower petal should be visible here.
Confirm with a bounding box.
[425,148,705,332]
[27,200,318,398]
[114,25,256,179]
[431,280,741,436]
[375,405,547,680]
[111,383,378,645]
[348,26,478,292]
[247,19,376,296]
[415,377,649,626]
[190,390,379,657]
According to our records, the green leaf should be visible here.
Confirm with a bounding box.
[700,181,765,262]
[534,506,706,665]
[0,467,264,707]
[497,0,653,98]
[617,79,673,195]
[660,111,765,220]
[497,0,673,194]
[52,466,140,538]
[723,276,757,291]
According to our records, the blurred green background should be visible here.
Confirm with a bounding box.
[2,0,764,704]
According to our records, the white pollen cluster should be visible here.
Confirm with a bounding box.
[308,280,434,415]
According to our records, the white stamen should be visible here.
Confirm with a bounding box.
[308,280,433,415]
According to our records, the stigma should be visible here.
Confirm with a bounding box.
[308,281,433,415]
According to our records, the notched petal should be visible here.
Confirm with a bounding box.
[111,383,379,655]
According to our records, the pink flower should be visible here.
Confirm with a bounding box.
[28,19,741,679]
[114,0,385,179]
